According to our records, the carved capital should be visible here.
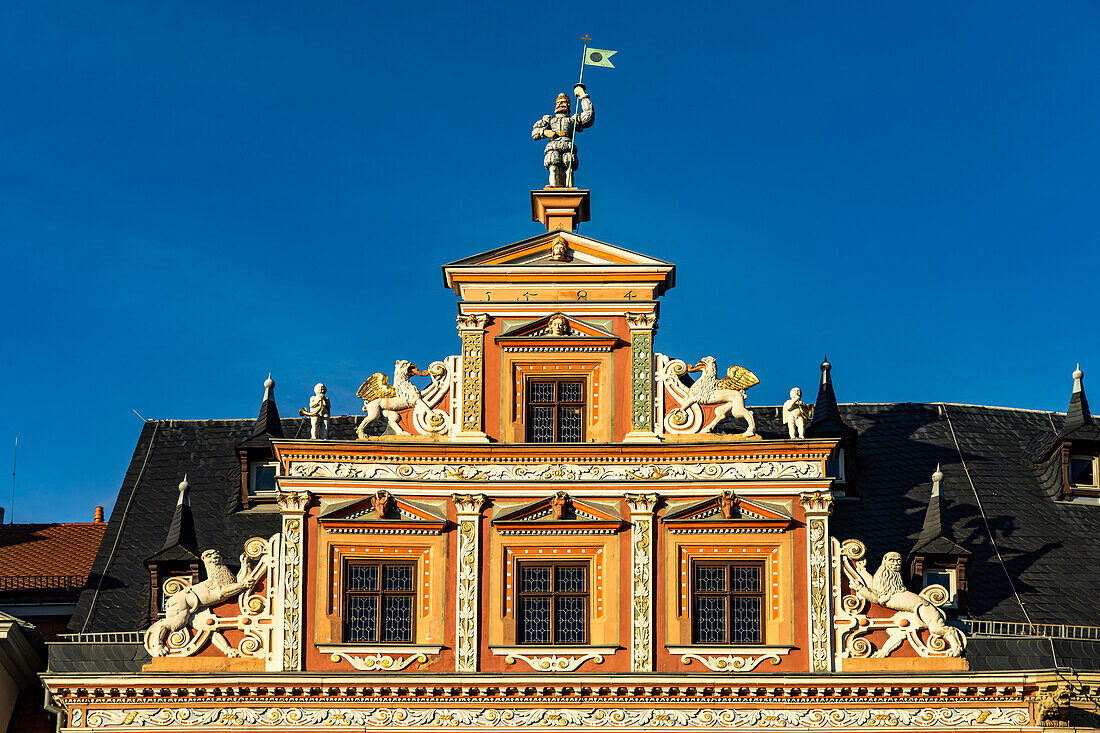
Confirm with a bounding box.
[799,491,834,516]
[626,312,658,331]
[456,313,489,331]
[277,491,311,514]
[451,493,486,516]
[625,492,658,515]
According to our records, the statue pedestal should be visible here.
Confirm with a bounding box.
[531,189,590,231]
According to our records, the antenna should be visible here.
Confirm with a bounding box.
[10,437,16,525]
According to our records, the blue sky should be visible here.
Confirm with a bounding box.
[2,2,1098,522]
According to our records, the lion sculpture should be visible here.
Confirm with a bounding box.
[145,548,256,658]
[356,359,433,438]
[673,356,758,436]
[850,551,966,658]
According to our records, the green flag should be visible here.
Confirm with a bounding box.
[584,48,617,68]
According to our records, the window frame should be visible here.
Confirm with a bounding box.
[248,460,279,498]
[690,559,766,646]
[921,567,958,609]
[524,378,587,444]
[1069,454,1099,488]
[341,559,418,644]
[515,561,590,646]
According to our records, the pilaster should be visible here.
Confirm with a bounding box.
[625,492,658,671]
[452,493,486,672]
[276,490,310,672]
[799,491,834,673]
[624,313,660,443]
[454,314,490,443]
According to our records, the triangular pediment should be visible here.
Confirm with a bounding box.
[318,492,446,534]
[663,492,793,532]
[493,493,624,534]
[497,314,617,342]
[445,231,673,269]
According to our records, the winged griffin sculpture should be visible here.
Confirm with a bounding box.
[672,357,758,436]
[356,359,441,438]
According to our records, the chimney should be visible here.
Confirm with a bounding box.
[94,506,104,523]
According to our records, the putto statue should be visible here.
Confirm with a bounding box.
[850,551,966,658]
[532,84,595,188]
[299,382,331,440]
[145,549,257,658]
[356,360,437,438]
[672,357,758,436]
[782,387,812,440]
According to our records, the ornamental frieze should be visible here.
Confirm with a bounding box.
[287,459,821,483]
[80,705,1031,729]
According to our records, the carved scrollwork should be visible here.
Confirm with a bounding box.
[505,652,604,672]
[680,652,782,672]
[329,652,428,672]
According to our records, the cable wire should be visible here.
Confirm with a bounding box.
[80,421,160,632]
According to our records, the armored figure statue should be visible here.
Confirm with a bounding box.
[532,84,595,188]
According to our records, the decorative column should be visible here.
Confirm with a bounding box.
[454,314,490,443]
[277,490,310,672]
[799,491,835,673]
[624,313,660,443]
[452,493,486,672]
[625,493,658,671]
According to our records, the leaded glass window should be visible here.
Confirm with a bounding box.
[343,561,416,643]
[517,563,588,644]
[691,562,764,645]
[525,379,586,443]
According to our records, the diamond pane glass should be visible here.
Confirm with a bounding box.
[731,596,761,644]
[384,565,413,591]
[555,596,585,644]
[731,566,761,593]
[530,407,554,443]
[521,597,551,644]
[556,567,585,593]
[522,567,552,593]
[693,596,725,644]
[382,595,413,642]
[558,407,583,442]
[346,565,378,592]
[559,382,583,403]
[531,383,555,403]
[346,595,378,642]
[695,565,725,593]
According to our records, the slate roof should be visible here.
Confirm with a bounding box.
[67,397,1100,671]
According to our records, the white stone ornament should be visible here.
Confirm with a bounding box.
[782,387,811,440]
[663,356,757,435]
[144,535,276,659]
[356,359,450,438]
[299,383,331,440]
[835,540,967,660]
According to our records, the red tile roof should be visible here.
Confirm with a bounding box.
[0,523,106,581]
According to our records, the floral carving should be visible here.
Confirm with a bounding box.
[504,652,605,672]
[680,652,782,672]
[82,705,1031,729]
[452,494,484,672]
[329,652,428,672]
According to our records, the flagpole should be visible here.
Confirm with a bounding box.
[566,35,589,188]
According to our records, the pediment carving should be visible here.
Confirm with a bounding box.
[493,493,624,535]
[317,493,446,535]
[663,492,793,534]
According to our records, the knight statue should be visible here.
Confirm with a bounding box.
[532,84,595,188]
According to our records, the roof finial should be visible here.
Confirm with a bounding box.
[264,373,275,402]
[177,475,190,506]
[931,464,944,492]
[1073,364,1084,394]
[820,355,831,385]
